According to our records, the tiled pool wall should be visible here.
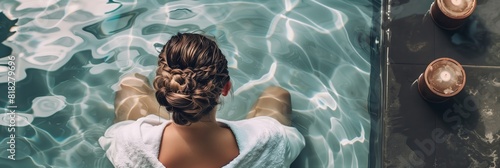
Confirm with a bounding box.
[369,0,383,167]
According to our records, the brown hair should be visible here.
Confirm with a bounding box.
[153,33,230,125]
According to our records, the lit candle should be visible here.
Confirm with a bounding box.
[451,0,462,6]
[418,58,466,103]
[430,0,476,30]
[440,70,451,82]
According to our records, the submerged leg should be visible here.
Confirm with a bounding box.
[246,86,292,126]
[114,73,169,122]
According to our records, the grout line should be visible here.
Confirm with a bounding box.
[461,65,500,69]
[388,63,500,69]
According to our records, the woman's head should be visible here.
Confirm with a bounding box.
[153,33,230,125]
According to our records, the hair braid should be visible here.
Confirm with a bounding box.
[153,33,230,125]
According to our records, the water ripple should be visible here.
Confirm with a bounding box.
[0,0,377,167]
[83,8,147,39]
[32,95,67,117]
[0,112,34,127]
[169,8,196,20]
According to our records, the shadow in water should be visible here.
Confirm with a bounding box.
[0,12,17,58]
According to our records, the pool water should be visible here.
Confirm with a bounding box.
[0,0,380,167]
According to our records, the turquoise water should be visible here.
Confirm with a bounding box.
[0,0,378,167]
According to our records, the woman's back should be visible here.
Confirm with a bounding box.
[158,122,239,168]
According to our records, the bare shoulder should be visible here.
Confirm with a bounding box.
[220,126,239,159]
[157,125,188,167]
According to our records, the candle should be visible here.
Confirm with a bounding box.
[440,70,451,82]
[451,0,462,6]
[418,58,466,103]
[430,0,476,30]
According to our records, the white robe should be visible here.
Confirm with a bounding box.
[99,115,305,168]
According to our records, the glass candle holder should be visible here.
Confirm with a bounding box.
[418,58,466,103]
[430,0,476,30]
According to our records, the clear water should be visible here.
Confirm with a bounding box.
[0,0,378,167]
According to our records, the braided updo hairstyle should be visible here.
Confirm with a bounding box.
[153,33,230,125]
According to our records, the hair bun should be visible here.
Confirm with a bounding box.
[153,33,230,125]
[159,66,197,94]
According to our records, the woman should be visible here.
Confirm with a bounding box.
[99,33,305,168]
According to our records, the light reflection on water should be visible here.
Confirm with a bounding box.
[0,0,377,167]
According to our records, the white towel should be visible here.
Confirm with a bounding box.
[99,115,305,168]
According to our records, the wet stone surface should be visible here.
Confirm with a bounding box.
[382,0,500,167]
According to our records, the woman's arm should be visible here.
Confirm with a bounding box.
[114,73,170,122]
[246,86,292,126]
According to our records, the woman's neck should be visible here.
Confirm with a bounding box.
[169,109,225,139]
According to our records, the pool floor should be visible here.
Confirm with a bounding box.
[0,0,381,167]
